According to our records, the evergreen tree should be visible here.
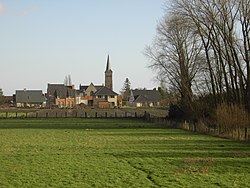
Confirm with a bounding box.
[121,78,131,101]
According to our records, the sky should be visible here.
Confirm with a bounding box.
[0,0,166,95]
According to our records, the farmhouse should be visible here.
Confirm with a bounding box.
[129,89,161,107]
[15,89,46,108]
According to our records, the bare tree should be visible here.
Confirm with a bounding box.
[145,12,204,118]
[173,0,250,109]
[238,0,250,109]
[64,75,72,86]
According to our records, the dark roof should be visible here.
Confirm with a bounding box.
[94,86,118,96]
[47,84,76,98]
[95,85,104,91]
[79,85,88,91]
[16,90,45,103]
[133,95,150,103]
[132,89,161,102]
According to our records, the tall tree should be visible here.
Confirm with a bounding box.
[173,0,250,109]
[145,12,203,119]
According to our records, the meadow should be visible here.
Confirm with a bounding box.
[0,118,249,187]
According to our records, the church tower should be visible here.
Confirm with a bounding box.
[105,55,113,90]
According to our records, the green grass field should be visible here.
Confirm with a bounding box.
[0,118,249,187]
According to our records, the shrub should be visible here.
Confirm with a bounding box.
[215,103,249,140]
[168,103,185,120]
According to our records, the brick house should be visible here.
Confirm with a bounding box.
[93,86,118,108]
[77,83,118,108]
[47,84,76,108]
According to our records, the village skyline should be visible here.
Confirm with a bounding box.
[0,1,166,96]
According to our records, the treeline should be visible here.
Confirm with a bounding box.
[146,0,250,138]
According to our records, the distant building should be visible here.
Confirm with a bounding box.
[105,55,113,90]
[129,89,161,107]
[47,84,76,108]
[47,55,118,108]
[78,83,118,108]
[93,85,118,108]
[76,55,118,108]
[15,89,46,108]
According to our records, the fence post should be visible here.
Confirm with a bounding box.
[125,112,127,118]
[46,112,48,118]
[75,111,77,118]
[95,112,98,118]
[16,112,18,118]
[85,112,87,118]
[65,112,67,118]
[36,112,38,118]
[135,112,137,118]
[105,112,108,118]
[245,128,248,141]
[6,112,8,119]
[115,112,117,118]
[56,112,57,118]
[26,112,28,118]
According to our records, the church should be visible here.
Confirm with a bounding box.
[47,55,118,108]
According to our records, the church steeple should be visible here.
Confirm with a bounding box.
[106,54,111,71]
[105,55,113,90]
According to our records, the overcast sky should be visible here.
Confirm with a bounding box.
[0,0,166,95]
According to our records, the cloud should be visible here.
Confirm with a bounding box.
[0,3,5,15]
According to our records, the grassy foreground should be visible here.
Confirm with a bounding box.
[0,118,249,187]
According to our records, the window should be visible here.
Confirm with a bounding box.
[110,96,114,98]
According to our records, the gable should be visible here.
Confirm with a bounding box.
[86,84,97,94]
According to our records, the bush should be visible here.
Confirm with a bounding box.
[216,103,249,140]
[168,103,185,120]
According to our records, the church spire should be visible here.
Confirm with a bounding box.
[106,54,111,71]
[105,54,113,90]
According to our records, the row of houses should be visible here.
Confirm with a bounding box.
[15,83,118,108]
[14,85,162,108]
[5,56,162,108]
